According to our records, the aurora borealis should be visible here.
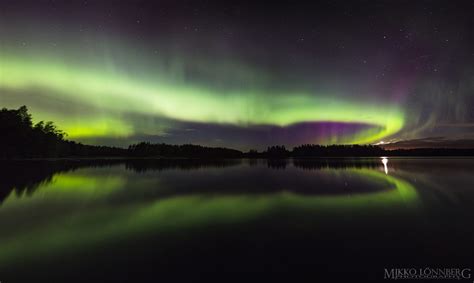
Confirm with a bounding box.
[1,1,473,149]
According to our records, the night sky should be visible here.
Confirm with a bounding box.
[1,0,473,150]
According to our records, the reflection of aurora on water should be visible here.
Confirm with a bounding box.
[0,164,419,265]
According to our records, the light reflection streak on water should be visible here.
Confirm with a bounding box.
[381,157,389,175]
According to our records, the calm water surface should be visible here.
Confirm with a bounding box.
[0,158,473,282]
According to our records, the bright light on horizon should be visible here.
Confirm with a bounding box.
[381,157,389,174]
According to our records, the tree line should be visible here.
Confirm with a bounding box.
[1,106,474,158]
[0,106,127,158]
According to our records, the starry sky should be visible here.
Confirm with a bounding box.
[1,0,473,150]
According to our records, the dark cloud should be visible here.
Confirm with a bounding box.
[78,121,378,150]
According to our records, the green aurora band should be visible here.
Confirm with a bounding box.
[0,52,405,144]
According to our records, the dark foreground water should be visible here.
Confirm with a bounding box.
[0,158,473,282]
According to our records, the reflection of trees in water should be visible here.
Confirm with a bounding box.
[0,159,242,202]
[0,158,385,203]
[0,160,122,203]
[125,159,242,173]
[268,158,381,170]
[0,162,56,202]
[293,158,380,170]
[267,159,288,169]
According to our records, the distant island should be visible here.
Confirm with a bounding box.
[1,106,474,159]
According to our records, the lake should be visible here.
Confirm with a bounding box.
[1,158,473,282]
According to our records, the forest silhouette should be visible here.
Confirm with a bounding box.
[1,106,474,158]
